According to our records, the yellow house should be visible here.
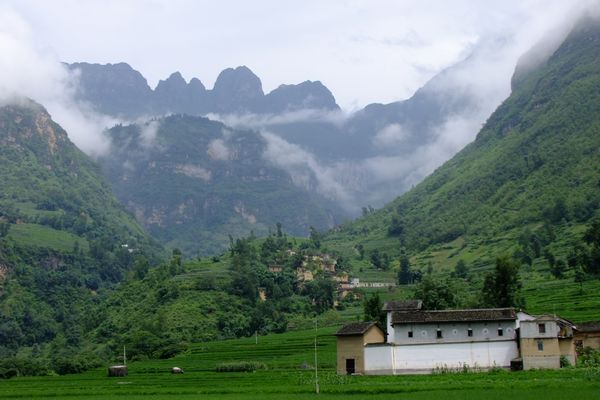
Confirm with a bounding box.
[335,322,385,375]
[574,321,600,351]
[519,315,576,369]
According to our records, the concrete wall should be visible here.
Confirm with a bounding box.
[521,338,560,370]
[559,338,576,366]
[386,312,394,344]
[364,340,519,374]
[575,332,600,350]
[391,321,517,345]
[337,336,365,375]
[520,320,559,339]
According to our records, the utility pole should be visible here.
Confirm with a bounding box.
[314,318,319,394]
[123,346,127,366]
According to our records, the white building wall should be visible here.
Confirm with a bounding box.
[392,321,517,345]
[520,320,559,338]
[365,341,519,374]
[386,312,395,343]
[364,345,393,374]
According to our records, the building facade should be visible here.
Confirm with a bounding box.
[335,322,385,375]
[336,300,577,375]
[365,307,521,374]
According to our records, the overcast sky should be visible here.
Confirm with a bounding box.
[1,0,588,110]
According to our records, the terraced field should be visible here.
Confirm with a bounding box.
[1,326,599,400]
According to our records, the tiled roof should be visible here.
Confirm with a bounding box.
[391,308,517,325]
[382,300,423,311]
[335,321,381,336]
[576,321,600,333]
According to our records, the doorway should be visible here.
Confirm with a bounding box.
[345,358,355,374]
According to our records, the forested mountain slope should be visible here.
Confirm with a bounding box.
[98,114,346,256]
[0,100,159,370]
[324,17,600,269]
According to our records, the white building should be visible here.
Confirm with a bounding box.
[366,304,524,374]
[337,300,577,375]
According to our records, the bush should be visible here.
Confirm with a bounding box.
[215,361,267,372]
[578,347,600,368]
[52,352,102,375]
[0,357,52,379]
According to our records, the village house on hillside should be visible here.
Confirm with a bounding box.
[336,300,579,375]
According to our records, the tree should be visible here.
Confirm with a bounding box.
[0,221,9,238]
[355,244,365,260]
[304,278,335,313]
[370,250,382,269]
[550,259,566,279]
[397,255,412,285]
[387,215,404,236]
[414,276,457,310]
[363,293,386,327]
[309,226,321,249]
[583,217,600,274]
[574,267,586,295]
[133,256,150,280]
[452,260,469,279]
[481,256,524,308]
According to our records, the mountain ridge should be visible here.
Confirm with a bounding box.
[67,63,340,118]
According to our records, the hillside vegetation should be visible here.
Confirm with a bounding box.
[0,100,160,373]
[99,115,346,255]
[322,18,600,314]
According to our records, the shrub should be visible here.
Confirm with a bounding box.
[578,347,600,368]
[560,355,572,368]
[215,361,267,372]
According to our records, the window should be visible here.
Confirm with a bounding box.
[436,329,443,339]
[498,328,503,337]
[537,340,544,351]
[538,323,546,334]
[408,331,413,338]
[467,328,473,337]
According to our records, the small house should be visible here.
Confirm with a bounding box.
[574,321,600,351]
[519,315,576,369]
[335,322,385,375]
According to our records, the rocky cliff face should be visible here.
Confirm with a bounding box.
[98,114,347,255]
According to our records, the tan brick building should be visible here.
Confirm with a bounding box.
[335,322,385,374]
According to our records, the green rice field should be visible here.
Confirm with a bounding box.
[1,327,599,400]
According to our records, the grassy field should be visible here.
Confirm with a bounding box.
[7,223,89,253]
[1,327,599,400]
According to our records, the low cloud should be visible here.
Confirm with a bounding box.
[139,120,160,148]
[206,108,348,130]
[261,131,355,208]
[207,138,230,160]
[0,5,115,158]
[373,123,408,148]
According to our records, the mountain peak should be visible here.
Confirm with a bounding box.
[211,66,264,113]
[263,80,339,113]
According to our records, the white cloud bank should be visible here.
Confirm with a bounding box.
[0,5,115,157]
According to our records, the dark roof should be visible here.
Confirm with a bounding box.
[391,308,517,325]
[382,300,423,311]
[576,321,600,333]
[335,321,382,336]
[532,314,575,328]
